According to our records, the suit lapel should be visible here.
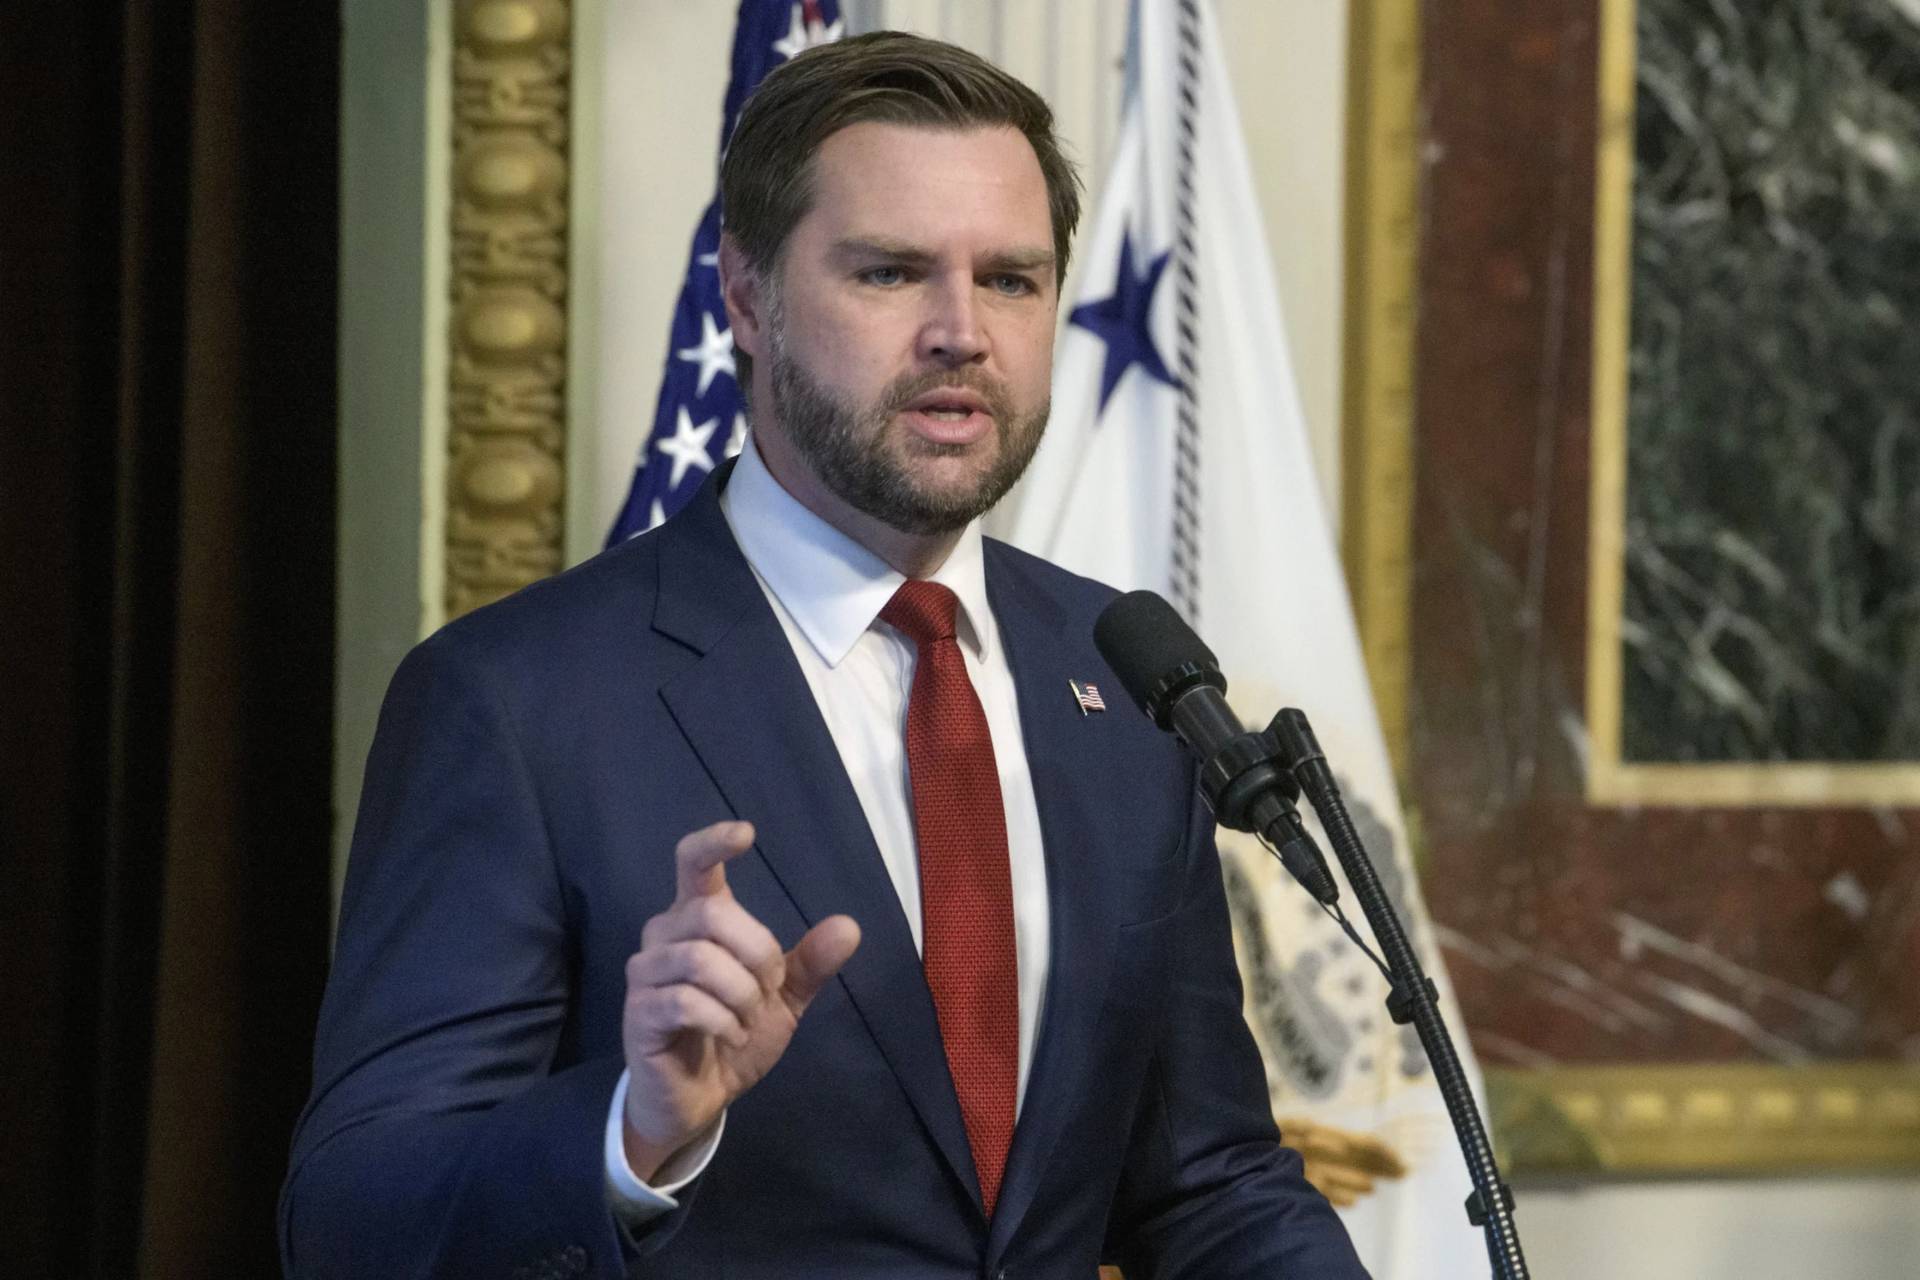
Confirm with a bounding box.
[652,470,983,1213]
[981,544,1130,1255]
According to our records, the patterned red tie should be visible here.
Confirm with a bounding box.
[880,579,1018,1216]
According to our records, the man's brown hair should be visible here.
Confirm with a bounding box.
[720,30,1083,304]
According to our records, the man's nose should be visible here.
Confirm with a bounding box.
[918,278,988,367]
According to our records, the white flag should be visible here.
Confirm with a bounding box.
[1007,1,1487,1273]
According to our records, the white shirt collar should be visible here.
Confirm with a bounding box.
[719,434,994,669]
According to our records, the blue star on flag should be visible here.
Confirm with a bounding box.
[1068,228,1178,415]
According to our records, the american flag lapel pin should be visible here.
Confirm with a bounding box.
[1069,679,1107,716]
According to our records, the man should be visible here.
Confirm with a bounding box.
[282,32,1367,1279]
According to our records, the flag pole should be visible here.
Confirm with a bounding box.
[1167,0,1203,625]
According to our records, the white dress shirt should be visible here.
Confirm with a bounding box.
[605,436,1052,1215]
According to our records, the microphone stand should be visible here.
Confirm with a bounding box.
[1268,709,1530,1280]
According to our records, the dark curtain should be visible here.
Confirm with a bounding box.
[1,2,337,1275]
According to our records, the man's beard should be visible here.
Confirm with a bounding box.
[765,329,1049,537]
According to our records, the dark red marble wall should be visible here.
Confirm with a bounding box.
[1412,0,1919,1067]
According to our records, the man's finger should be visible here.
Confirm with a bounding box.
[673,820,755,904]
[644,894,785,988]
[626,939,764,1021]
[627,983,750,1054]
[780,915,861,1015]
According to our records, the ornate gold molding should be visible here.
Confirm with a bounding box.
[1343,0,1920,1178]
[1340,0,1422,780]
[1583,0,1920,808]
[1490,1063,1920,1174]
[446,0,572,619]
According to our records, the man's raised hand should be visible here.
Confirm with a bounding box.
[620,820,861,1181]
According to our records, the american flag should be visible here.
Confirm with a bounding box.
[605,0,845,545]
[1069,679,1107,715]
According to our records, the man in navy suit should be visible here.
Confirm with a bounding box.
[282,31,1366,1279]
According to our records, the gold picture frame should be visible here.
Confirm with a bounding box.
[1338,0,1920,1174]
[1582,0,1920,810]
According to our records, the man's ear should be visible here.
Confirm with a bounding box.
[717,234,766,360]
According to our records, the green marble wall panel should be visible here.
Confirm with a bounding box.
[1623,0,1920,763]
[1415,0,1920,1171]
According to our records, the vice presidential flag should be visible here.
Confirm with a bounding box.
[1008,1,1488,1273]
[605,0,843,545]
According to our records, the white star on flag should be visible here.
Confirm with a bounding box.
[725,412,749,459]
[646,498,668,532]
[771,3,843,60]
[654,408,721,489]
[675,312,736,398]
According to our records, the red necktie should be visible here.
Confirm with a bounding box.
[881,579,1019,1216]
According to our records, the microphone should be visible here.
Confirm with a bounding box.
[1092,591,1338,904]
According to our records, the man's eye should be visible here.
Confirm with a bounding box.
[861,265,907,286]
[988,274,1036,296]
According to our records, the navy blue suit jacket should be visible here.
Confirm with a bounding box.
[281,467,1366,1278]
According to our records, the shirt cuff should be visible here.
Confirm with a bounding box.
[603,1068,725,1223]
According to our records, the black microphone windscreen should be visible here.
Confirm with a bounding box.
[1092,590,1224,723]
